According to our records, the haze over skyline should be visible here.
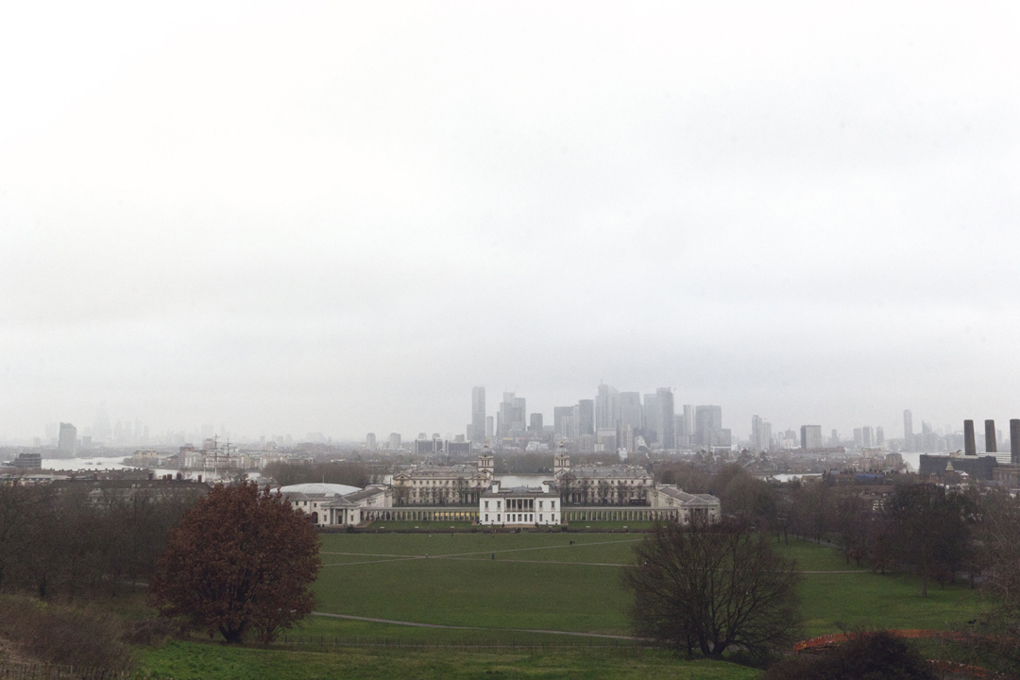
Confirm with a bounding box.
[1,2,1018,441]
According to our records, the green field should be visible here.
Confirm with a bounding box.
[137,532,992,678]
[311,533,988,639]
[140,641,760,680]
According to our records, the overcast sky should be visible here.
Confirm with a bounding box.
[1,2,1018,443]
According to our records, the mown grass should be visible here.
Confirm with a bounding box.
[138,640,760,680]
[362,521,477,530]
[314,533,989,641]
[130,532,993,677]
[564,521,658,530]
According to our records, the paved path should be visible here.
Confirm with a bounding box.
[310,611,640,640]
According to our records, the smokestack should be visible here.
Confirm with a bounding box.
[964,420,976,455]
[985,420,997,453]
[1011,419,1020,465]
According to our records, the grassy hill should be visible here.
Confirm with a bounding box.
[132,531,990,678]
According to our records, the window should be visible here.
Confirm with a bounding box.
[539,501,543,509]
[484,501,489,510]
[485,514,489,521]
[551,501,556,509]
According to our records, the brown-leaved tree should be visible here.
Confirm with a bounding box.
[150,481,321,644]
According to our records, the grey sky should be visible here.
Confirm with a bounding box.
[1,2,1018,442]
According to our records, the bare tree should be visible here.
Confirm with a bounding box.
[886,483,971,597]
[622,518,801,663]
[834,487,871,566]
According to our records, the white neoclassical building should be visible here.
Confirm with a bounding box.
[280,483,392,527]
[552,448,654,506]
[390,453,494,506]
[479,481,561,526]
[647,484,721,523]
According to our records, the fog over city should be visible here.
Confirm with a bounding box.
[1,2,1018,443]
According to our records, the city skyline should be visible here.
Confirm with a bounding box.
[11,383,1009,452]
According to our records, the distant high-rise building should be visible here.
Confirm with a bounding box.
[643,393,660,443]
[751,415,772,451]
[862,426,874,448]
[471,387,486,444]
[903,410,914,450]
[620,392,642,432]
[485,416,494,440]
[876,427,885,447]
[682,405,695,446]
[57,423,77,456]
[853,428,863,447]
[13,453,41,469]
[577,399,595,437]
[657,388,675,449]
[529,413,544,435]
[554,405,578,440]
[695,406,723,447]
[389,433,401,451]
[800,425,823,450]
[365,433,377,450]
[498,392,526,439]
[595,385,620,433]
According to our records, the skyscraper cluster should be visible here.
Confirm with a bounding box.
[467,386,728,453]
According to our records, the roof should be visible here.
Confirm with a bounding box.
[282,484,388,507]
[341,485,388,502]
[393,465,483,479]
[278,483,361,497]
[559,465,652,480]
[655,485,720,506]
[482,484,557,498]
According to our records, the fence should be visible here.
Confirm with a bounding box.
[0,660,131,680]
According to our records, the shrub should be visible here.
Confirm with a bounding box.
[763,631,935,680]
[0,596,135,673]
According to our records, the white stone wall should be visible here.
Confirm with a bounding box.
[479,495,560,525]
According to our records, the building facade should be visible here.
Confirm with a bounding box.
[390,453,495,506]
[282,483,392,526]
[552,449,653,506]
[479,480,560,526]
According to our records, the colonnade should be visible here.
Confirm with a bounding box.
[561,508,681,522]
[358,506,684,524]
[361,507,479,522]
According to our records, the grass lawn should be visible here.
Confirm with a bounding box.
[564,521,658,530]
[313,533,989,642]
[139,640,760,680]
[127,532,992,678]
[361,521,477,530]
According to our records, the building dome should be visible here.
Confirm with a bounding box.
[278,483,361,497]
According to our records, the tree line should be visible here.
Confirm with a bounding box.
[655,461,1018,599]
[262,461,374,488]
[634,462,1020,672]
[0,483,200,600]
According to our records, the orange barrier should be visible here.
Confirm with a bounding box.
[794,629,965,652]
[794,632,1002,679]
